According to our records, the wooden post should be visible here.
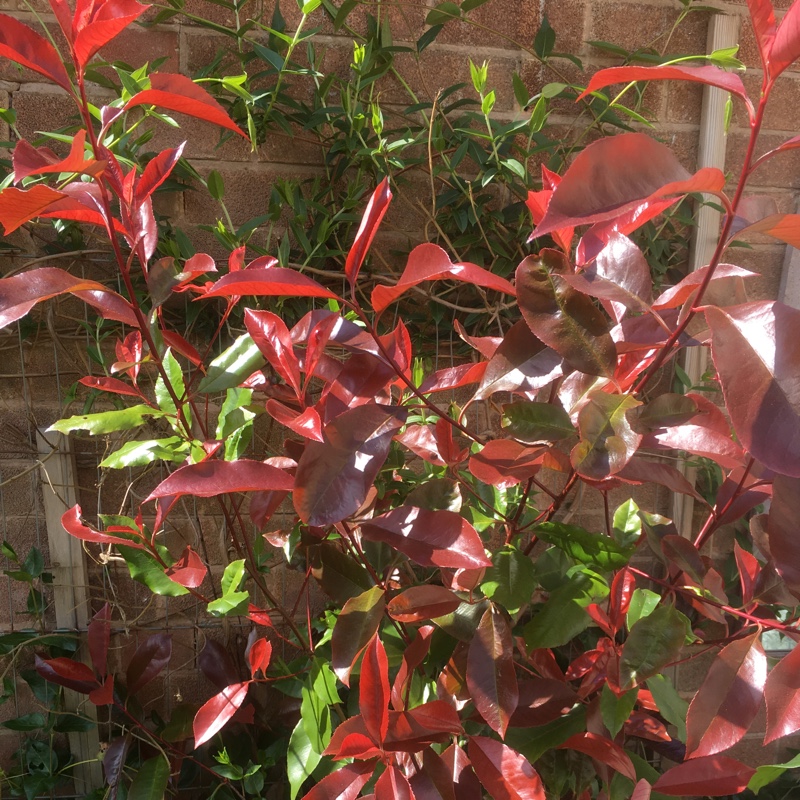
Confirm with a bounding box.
[36,429,103,792]
[672,12,740,537]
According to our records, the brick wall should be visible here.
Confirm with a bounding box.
[0,0,799,783]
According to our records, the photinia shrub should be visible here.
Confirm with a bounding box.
[3,0,800,797]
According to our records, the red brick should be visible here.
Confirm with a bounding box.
[545,0,589,57]
[727,130,800,188]
[98,26,180,73]
[11,89,81,143]
[664,80,703,125]
[731,243,788,302]
[435,0,540,49]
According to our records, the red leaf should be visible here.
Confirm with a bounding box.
[768,475,800,598]
[376,766,413,800]
[442,745,482,800]
[371,243,515,313]
[193,681,250,747]
[360,506,491,570]
[653,755,755,796]
[418,363,487,394]
[468,736,545,800]
[745,0,777,71]
[769,0,800,76]
[734,542,760,606]
[293,404,407,526]
[247,638,272,678]
[616,457,706,503]
[248,605,273,628]
[135,144,185,205]
[299,760,376,800]
[0,267,135,329]
[0,185,67,234]
[579,65,752,116]
[331,586,385,685]
[35,655,99,693]
[73,0,147,67]
[646,424,745,470]
[203,267,337,300]
[360,635,390,744]
[147,459,293,501]
[266,401,324,442]
[409,748,457,800]
[764,638,800,743]
[396,425,448,467]
[467,606,518,739]
[13,131,104,182]
[0,14,72,91]
[125,73,247,138]
[468,440,548,488]
[384,702,463,751]
[325,717,381,760]
[88,603,111,678]
[734,212,800,249]
[126,633,172,693]
[609,568,635,634]
[245,309,302,398]
[78,376,142,398]
[706,301,800,476]
[510,679,578,727]
[387,586,461,623]
[391,626,434,711]
[61,505,145,549]
[653,264,756,309]
[631,779,651,800]
[685,631,767,757]
[346,178,392,286]
[165,545,207,588]
[559,732,636,780]
[89,674,114,706]
[532,133,723,238]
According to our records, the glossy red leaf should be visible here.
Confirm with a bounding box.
[204,268,337,301]
[391,626,434,711]
[126,633,172,693]
[418,363,487,394]
[331,586,385,685]
[631,780,651,800]
[13,131,104,183]
[73,0,147,67]
[409,748,457,800]
[579,65,752,114]
[147,459,293,501]
[193,681,250,747]
[371,243,515,313]
[468,737,545,800]
[616,457,706,503]
[89,674,114,706]
[384,702,463,750]
[300,760,376,800]
[346,178,392,286]
[442,745,482,800]
[474,320,563,400]
[324,716,380,759]
[0,185,68,234]
[360,635,390,744]
[685,631,766,757]
[360,506,491,570]
[734,542,760,606]
[88,603,111,678]
[248,638,272,678]
[388,586,462,623]
[653,264,756,309]
[769,0,800,76]
[35,655,99,693]
[706,301,800,476]
[136,144,185,205]
[745,0,777,71]
[653,755,756,796]
[517,250,617,377]
[62,505,145,549]
[125,73,247,138]
[266,401,324,442]
[165,546,207,588]
[469,440,549,488]
[734,213,800,249]
[559,732,636,780]
[245,309,302,398]
[396,425,448,466]
[532,133,723,238]
[764,638,800,743]
[78,376,142,398]
[767,475,800,597]
[647,424,745,470]
[467,606,518,738]
[609,568,635,634]
[375,766,413,800]
[294,404,407,526]
[0,14,72,91]
[510,679,577,727]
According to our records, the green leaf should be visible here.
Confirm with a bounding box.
[207,170,225,200]
[612,499,641,548]
[128,755,169,800]
[541,81,566,99]
[534,15,555,59]
[534,521,634,570]
[426,1,461,25]
[287,718,321,800]
[481,546,536,612]
[626,588,660,628]
[216,388,255,461]
[155,349,189,432]
[619,604,688,690]
[481,89,496,116]
[600,684,638,738]
[118,546,189,597]
[1,541,18,561]
[208,559,250,616]
[99,437,189,469]
[647,673,688,742]
[49,405,164,435]
[22,548,43,579]
[221,559,245,594]
[197,334,266,394]
[513,72,529,107]
[505,706,586,763]
[52,713,97,733]
[300,680,330,754]
[3,713,46,731]
[748,751,800,793]
[502,401,574,443]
